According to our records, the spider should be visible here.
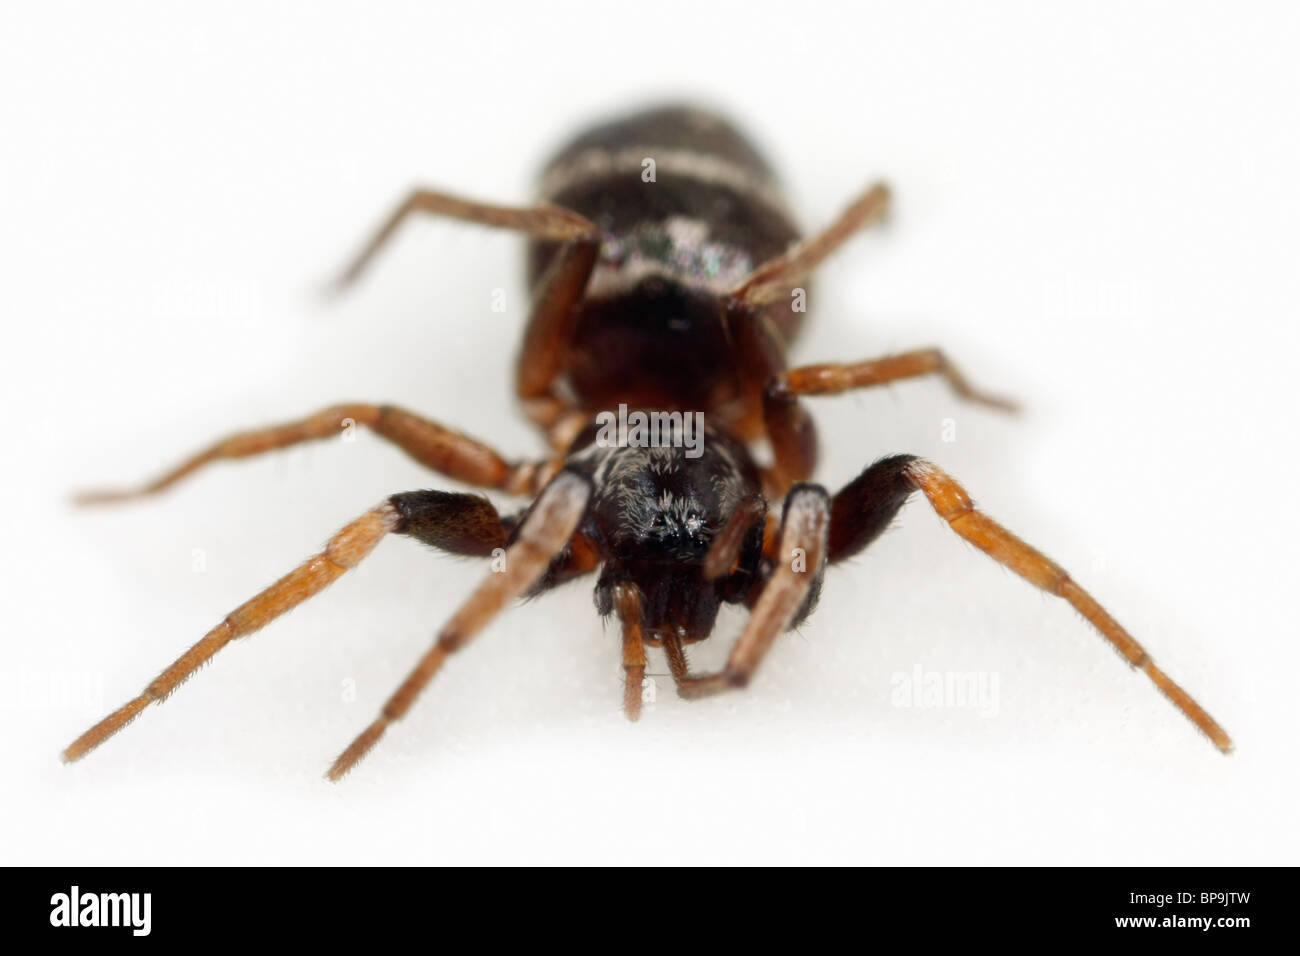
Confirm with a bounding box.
[64,104,1232,779]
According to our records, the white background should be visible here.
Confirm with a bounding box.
[3,1,1296,865]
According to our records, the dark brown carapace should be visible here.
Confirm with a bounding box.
[65,105,1232,778]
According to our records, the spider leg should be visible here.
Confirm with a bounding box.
[775,348,1019,413]
[661,630,691,685]
[329,184,601,436]
[677,485,831,699]
[759,346,1016,490]
[732,182,891,307]
[514,231,598,399]
[63,489,519,764]
[703,494,768,581]
[829,454,1233,753]
[73,404,559,504]
[612,584,647,721]
[331,187,598,291]
[327,470,592,780]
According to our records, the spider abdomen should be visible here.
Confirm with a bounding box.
[528,105,806,421]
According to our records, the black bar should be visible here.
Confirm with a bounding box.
[9,867,1284,943]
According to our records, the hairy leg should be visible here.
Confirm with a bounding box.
[327,471,592,779]
[74,404,559,504]
[63,488,516,764]
[732,182,891,307]
[332,187,597,291]
[328,184,602,429]
[677,485,831,699]
[612,584,647,721]
[762,348,1016,491]
[828,454,1233,753]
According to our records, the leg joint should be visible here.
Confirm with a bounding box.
[724,667,751,690]
[437,629,467,654]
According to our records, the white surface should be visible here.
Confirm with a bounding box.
[2,1,1296,865]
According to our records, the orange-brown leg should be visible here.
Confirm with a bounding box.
[73,404,559,504]
[761,347,1016,493]
[514,237,599,410]
[898,457,1232,753]
[63,500,402,763]
[723,183,892,483]
[661,630,691,685]
[703,494,768,581]
[329,184,602,436]
[677,486,831,699]
[732,182,891,307]
[331,187,598,292]
[612,584,647,721]
[775,348,1019,413]
[327,471,592,780]
[63,487,528,765]
[825,453,1232,752]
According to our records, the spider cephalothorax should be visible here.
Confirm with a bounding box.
[576,420,767,643]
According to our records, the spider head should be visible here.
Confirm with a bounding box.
[575,418,766,640]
